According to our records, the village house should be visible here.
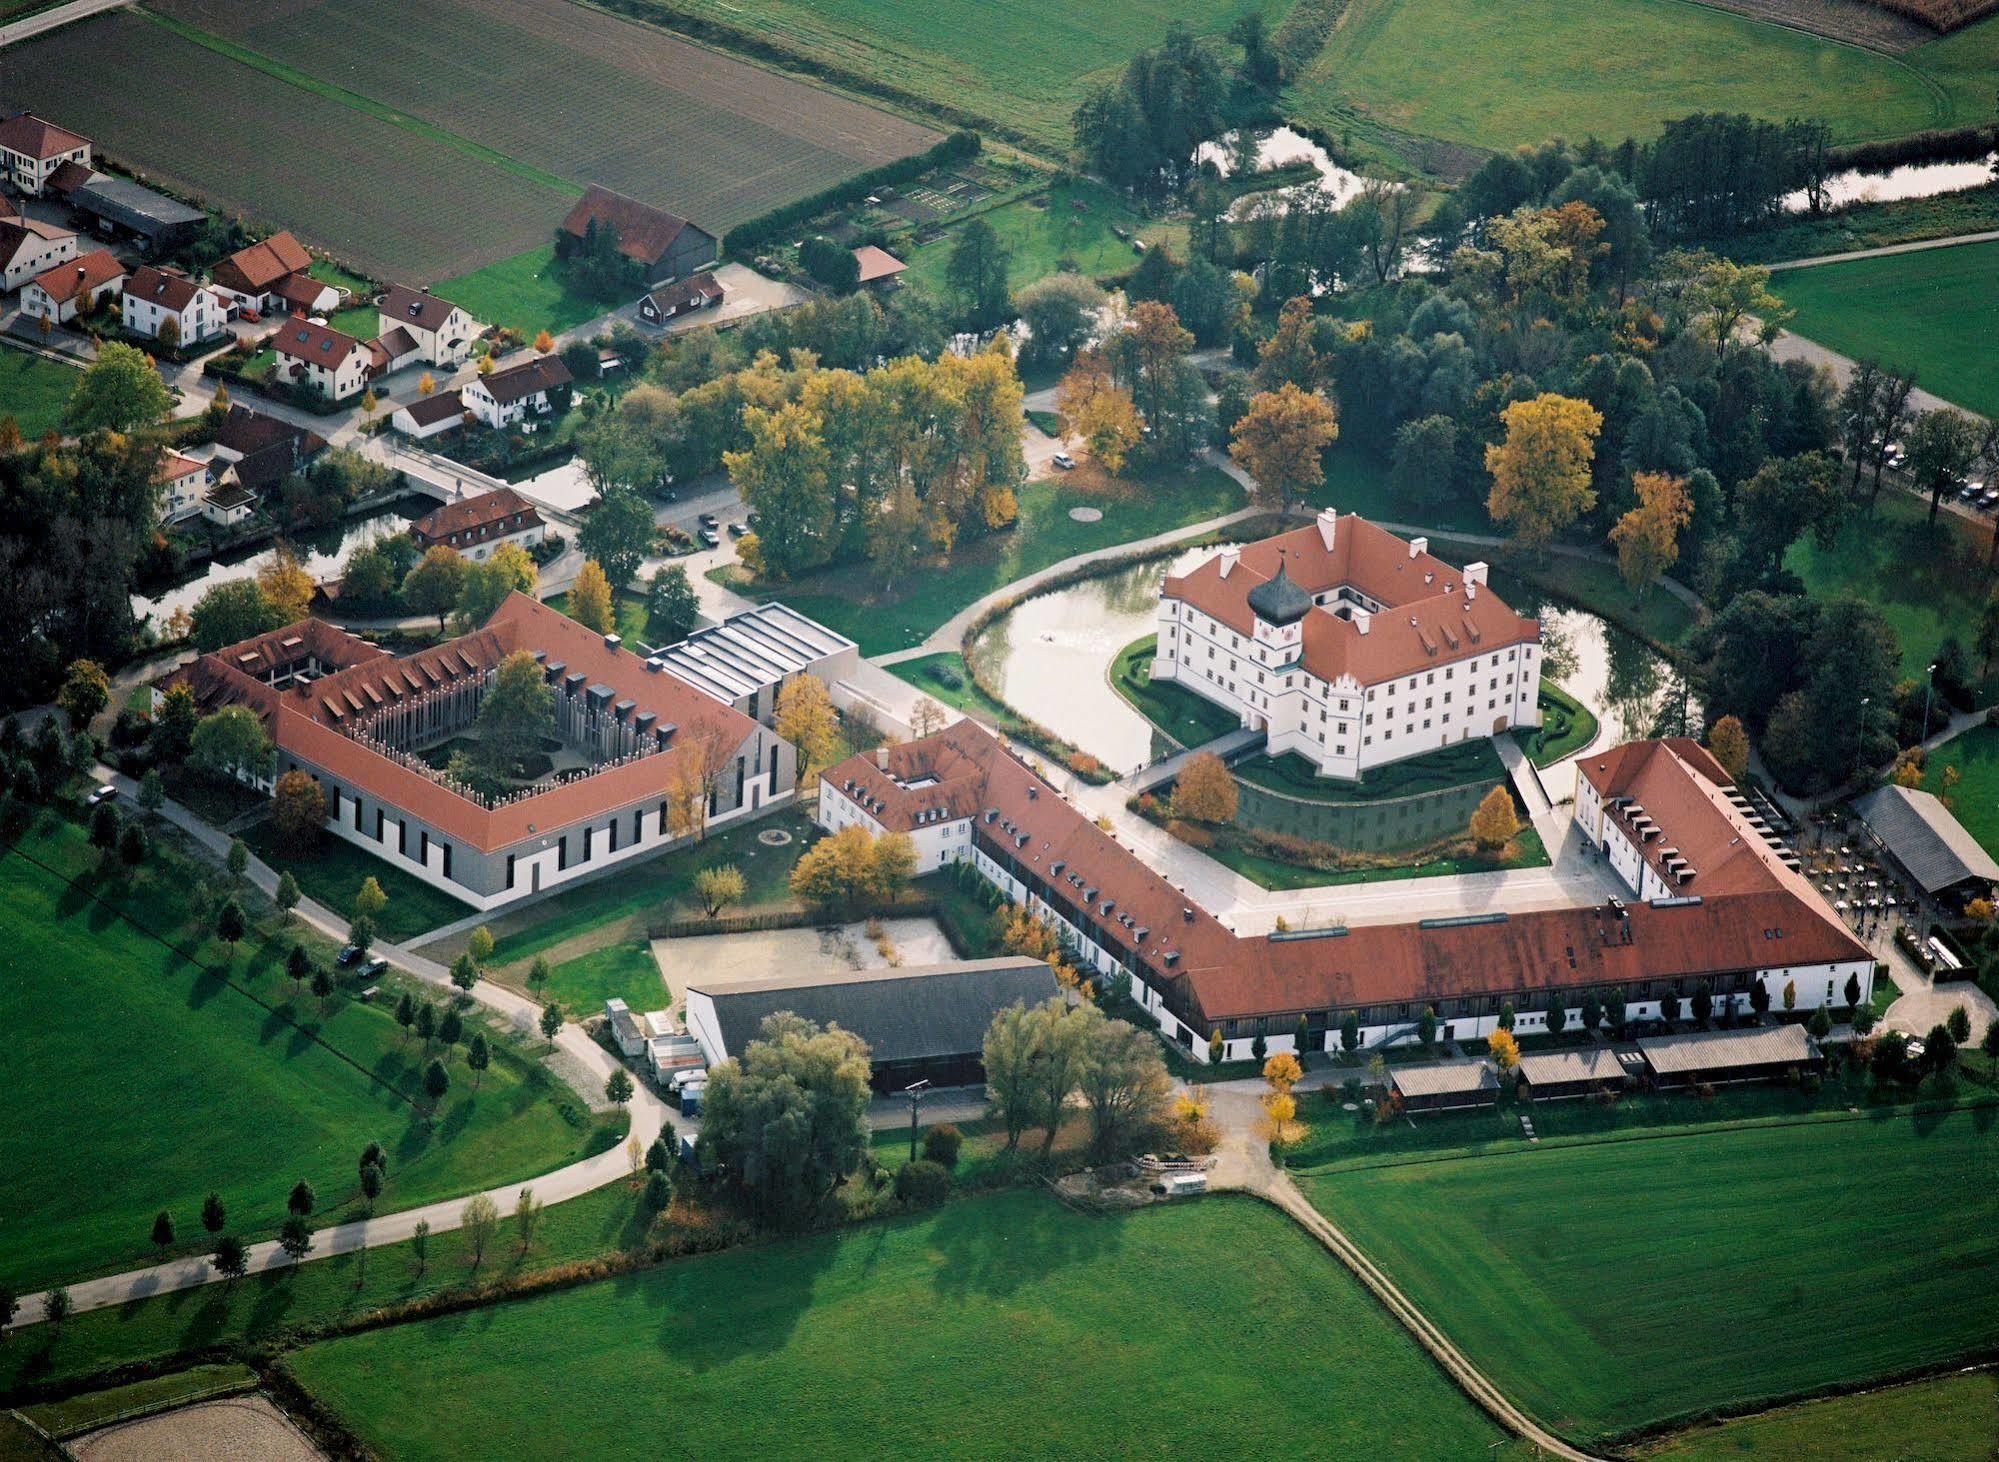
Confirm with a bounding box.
[409,486,544,561]
[376,284,480,369]
[272,317,380,402]
[0,112,91,197]
[165,594,798,909]
[558,185,716,285]
[20,247,124,324]
[853,245,907,290]
[391,389,467,441]
[1153,511,1542,780]
[462,354,571,432]
[208,230,338,318]
[122,265,226,347]
[156,450,209,525]
[197,404,327,511]
[637,270,723,324]
[819,721,1873,1064]
[0,213,76,292]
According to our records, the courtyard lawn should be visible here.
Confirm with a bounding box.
[239,820,474,942]
[434,244,613,339]
[1236,734,1506,802]
[1787,488,1997,686]
[1518,680,1598,767]
[1286,0,1968,163]
[1641,1369,1999,1461]
[1773,237,1999,419]
[1304,1104,1999,1442]
[0,811,611,1294]
[903,178,1184,295]
[1205,821,1547,891]
[1918,723,1999,861]
[731,465,1244,656]
[0,344,79,439]
[535,941,665,1012]
[1111,634,1242,748]
[891,652,1016,723]
[543,587,651,647]
[283,1191,1509,1459]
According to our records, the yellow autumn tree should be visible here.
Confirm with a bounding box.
[1229,382,1340,513]
[533,329,554,353]
[1487,1027,1520,1071]
[774,673,839,781]
[1706,714,1750,782]
[256,541,314,623]
[1055,351,1141,476]
[1609,470,1692,596]
[567,559,615,634]
[1469,784,1521,852]
[1485,392,1603,552]
[1893,753,1926,789]
[1263,1051,1303,1092]
[1172,751,1238,824]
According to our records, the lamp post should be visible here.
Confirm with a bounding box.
[1853,695,1871,786]
[1922,661,1938,745]
[903,1077,931,1164]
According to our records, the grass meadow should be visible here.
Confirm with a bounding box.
[1305,1103,1999,1441]
[1917,724,1999,863]
[0,347,77,440]
[0,811,612,1294]
[1773,238,1999,419]
[283,1191,1509,1458]
[1640,1369,1999,1460]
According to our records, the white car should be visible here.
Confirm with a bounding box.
[1051,452,1076,471]
[87,783,119,807]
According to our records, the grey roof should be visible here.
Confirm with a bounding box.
[1854,784,1999,894]
[1247,563,1312,626]
[1389,1059,1498,1098]
[687,957,1058,1066]
[72,175,204,235]
[1637,1023,1817,1076]
[1516,1048,1625,1087]
[656,602,857,704]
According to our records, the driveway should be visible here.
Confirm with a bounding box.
[562,261,809,345]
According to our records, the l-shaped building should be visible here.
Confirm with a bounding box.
[819,721,1872,1062]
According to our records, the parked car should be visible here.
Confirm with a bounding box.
[355,956,390,980]
[86,783,119,807]
[1051,452,1076,470]
[336,943,365,967]
[727,521,748,538]
[1983,489,1999,511]
[698,512,719,528]
[699,527,720,548]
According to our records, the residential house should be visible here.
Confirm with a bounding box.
[156,450,209,525]
[199,480,259,528]
[557,186,716,285]
[68,175,204,254]
[376,284,480,368]
[122,265,226,347]
[409,486,544,561]
[390,389,466,441]
[637,270,722,324]
[208,230,338,317]
[0,112,91,197]
[20,247,124,324]
[462,354,571,432]
[0,213,76,292]
[206,404,326,498]
[272,317,379,402]
[853,245,906,289]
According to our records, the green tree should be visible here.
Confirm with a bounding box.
[694,863,747,917]
[450,951,479,993]
[467,1031,491,1088]
[577,486,656,589]
[438,1007,463,1048]
[216,898,246,949]
[1079,1014,1171,1160]
[56,659,109,729]
[201,1192,226,1235]
[310,965,334,1012]
[645,564,701,644]
[188,706,274,784]
[471,649,555,783]
[138,767,165,818]
[226,837,248,884]
[423,1058,450,1105]
[514,1185,543,1252]
[410,1218,430,1276]
[1013,273,1105,367]
[944,217,1013,331]
[1947,1005,1971,1044]
[150,1209,175,1256]
[275,871,301,922]
[455,541,538,630]
[539,1000,563,1049]
[394,991,416,1042]
[528,955,552,997]
[189,580,284,652]
[402,545,467,633]
[799,235,860,291]
[606,1068,634,1107]
[211,1235,247,1285]
[43,1286,70,1327]
[725,401,835,580]
[66,341,173,433]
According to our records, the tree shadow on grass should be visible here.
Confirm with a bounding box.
[923,1189,1119,1303]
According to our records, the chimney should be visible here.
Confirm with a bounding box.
[1464,561,1489,590]
[875,746,889,770]
[1316,507,1338,550]
[1218,547,1240,580]
[1408,536,1428,559]
[1353,607,1371,636]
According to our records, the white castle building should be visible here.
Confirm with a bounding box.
[1151,509,1543,779]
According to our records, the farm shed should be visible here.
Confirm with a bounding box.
[1516,1047,1626,1101]
[684,957,1058,1093]
[1637,1024,1820,1088]
[68,174,204,252]
[559,185,717,285]
[1389,1059,1498,1113]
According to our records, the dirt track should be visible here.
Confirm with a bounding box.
[70,1396,321,1462]
[1689,0,1936,52]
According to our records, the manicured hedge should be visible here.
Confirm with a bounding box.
[723,131,981,254]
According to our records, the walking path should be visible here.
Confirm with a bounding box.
[1765,229,1999,272]
[0,0,124,48]
[1121,727,1264,794]
[3,770,672,1331]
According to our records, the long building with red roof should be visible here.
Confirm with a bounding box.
[819,720,1872,1063]
[167,594,796,908]
[1154,509,1543,779]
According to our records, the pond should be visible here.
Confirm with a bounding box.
[1782,154,1997,214]
[134,496,431,624]
[1195,126,1381,214]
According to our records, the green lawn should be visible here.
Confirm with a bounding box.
[1110,634,1241,748]
[1518,679,1598,767]
[1642,1369,1999,1461]
[543,587,652,648]
[1774,238,1999,419]
[1725,184,1999,267]
[1236,734,1506,802]
[0,345,79,439]
[734,465,1244,655]
[1918,724,1999,862]
[1206,820,1547,890]
[1286,0,1983,163]
[0,812,612,1294]
[309,259,382,338]
[891,652,1015,722]
[536,941,665,1012]
[284,1191,1508,1458]
[239,820,474,943]
[903,178,1184,295]
[1305,1104,1999,1442]
[434,245,613,339]
[1787,488,1996,685]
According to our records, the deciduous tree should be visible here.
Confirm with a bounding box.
[1171,751,1238,824]
[774,673,839,780]
[455,542,538,630]
[565,558,616,635]
[1706,715,1750,781]
[1229,383,1339,512]
[57,659,109,729]
[1469,784,1521,851]
[694,863,747,917]
[256,542,314,623]
[402,546,467,634]
[1486,393,1602,551]
[461,1194,498,1269]
[577,486,655,589]
[65,342,172,433]
[1610,470,1692,596]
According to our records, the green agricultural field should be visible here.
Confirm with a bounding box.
[0,813,613,1294]
[284,1191,1509,1458]
[1642,1369,1999,1461]
[239,821,474,942]
[434,245,613,338]
[903,179,1185,295]
[0,345,79,440]
[1287,0,1991,164]
[627,0,1290,152]
[1305,1106,1999,1442]
[739,465,1244,655]
[1773,238,1999,419]
[1918,724,1999,862]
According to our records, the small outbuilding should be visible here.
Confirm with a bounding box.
[604,996,646,1059]
[853,245,906,289]
[1389,1059,1499,1113]
[1516,1047,1627,1101]
[1637,1023,1820,1088]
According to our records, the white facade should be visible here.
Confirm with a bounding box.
[158,458,208,524]
[463,377,559,431]
[0,225,75,292]
[122,282,225,346]
[816,780,969,873]
[277,341,372,401]
[21,261,122,324]
[1,136,89,196]
[377,298,480,367]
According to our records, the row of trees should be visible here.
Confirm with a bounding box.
[982,997,1172,1160]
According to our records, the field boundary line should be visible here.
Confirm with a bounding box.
[134,7,583,198]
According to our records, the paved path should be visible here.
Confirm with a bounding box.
[1765,229,1999,272]
[1760,325,1980,423]
[1122,726,1264,794]
[0,0,125,47]
[4,771,672,1330]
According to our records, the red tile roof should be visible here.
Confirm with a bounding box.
[559,185,697,268]
[0,112,88,160]
[381,283,465,334]
[125,264,210,314]
[44,160,96,198]
[1163,514,1538,687]
[398,390,466,428]
[31,247,122,304]
[411,487,542,547]
[0,213,72,264]
[211,231,312,295]
[474,353,571,406]
[273,317,366,368]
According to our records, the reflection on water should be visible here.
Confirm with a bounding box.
[1782,154,1996,214]
[135,498,429,623]
[1194,126,1382,214]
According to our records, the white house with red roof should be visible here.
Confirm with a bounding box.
[1153,509,1542,779]
[208,230,338,317]
[463,354,571,432]
[0,212,75,291]
[20,247,124,324]
[376,284,481,368]
[156,450,209,525]
[0,112,91,197]
[122,265,226,346]
[272,317,379,401]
